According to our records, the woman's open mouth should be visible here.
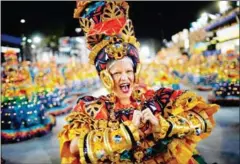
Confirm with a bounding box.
[119,83,130,93]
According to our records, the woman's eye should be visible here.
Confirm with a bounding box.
[113,72,121,77]
[113,72,121,75]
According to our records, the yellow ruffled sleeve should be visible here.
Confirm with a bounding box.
[152,90,219,164]
[58,111,140,164]
[58,112,92,164]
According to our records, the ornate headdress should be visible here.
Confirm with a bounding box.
[74,1,141,90]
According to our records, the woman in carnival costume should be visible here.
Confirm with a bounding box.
[58,1,219,163]
[1,50,55,143]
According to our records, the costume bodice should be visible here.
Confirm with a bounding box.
[59,86,219,164]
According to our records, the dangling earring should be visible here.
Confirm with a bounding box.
[100,69,114,91]
[135,64,141,83]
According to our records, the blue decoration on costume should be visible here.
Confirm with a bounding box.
[146,148,153,156]
[114,135,122,143]
[196,127,201,136]
[172,84,180,90]
[120,150,131,160]
[96,150,105,159]
[82,1,105,18]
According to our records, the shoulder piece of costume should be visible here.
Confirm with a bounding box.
[147,87,217,118]
[73,95,112,120]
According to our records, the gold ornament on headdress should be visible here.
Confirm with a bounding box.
[105,37,128,60]
[101,1,129,21]
[79,17,93,34]
[89,35,140,65]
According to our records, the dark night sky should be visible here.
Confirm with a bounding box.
[1,1,217,41]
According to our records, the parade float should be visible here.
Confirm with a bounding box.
[1,50,55,143]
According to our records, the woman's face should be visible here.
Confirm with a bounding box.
[109,59,135,101]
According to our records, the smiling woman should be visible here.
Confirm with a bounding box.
[108,57,135,105]
[58,1,219,164]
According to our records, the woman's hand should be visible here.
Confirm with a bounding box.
[132,110,142,128]
[70,136,80,155]
[142,108,159,126]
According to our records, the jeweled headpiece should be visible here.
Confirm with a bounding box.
[74,1,140,74]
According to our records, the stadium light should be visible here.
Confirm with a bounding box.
[33,36,42,44]
[20,19,26,24]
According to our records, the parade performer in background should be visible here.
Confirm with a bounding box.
[208,49,240,105]
[169,52,189,81]
[64,60,87,95]
[48,57,67,101]
[1,50,55,143]
[64,60,101,96]
[139,62,180,90]
[58,1,219,163]
[34,61,73,116]
[19,61,33,84]
[186,53,218,91]
[79,63,101,91]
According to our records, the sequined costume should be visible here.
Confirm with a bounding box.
[58,1,219,163]
[1,51,55,143]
